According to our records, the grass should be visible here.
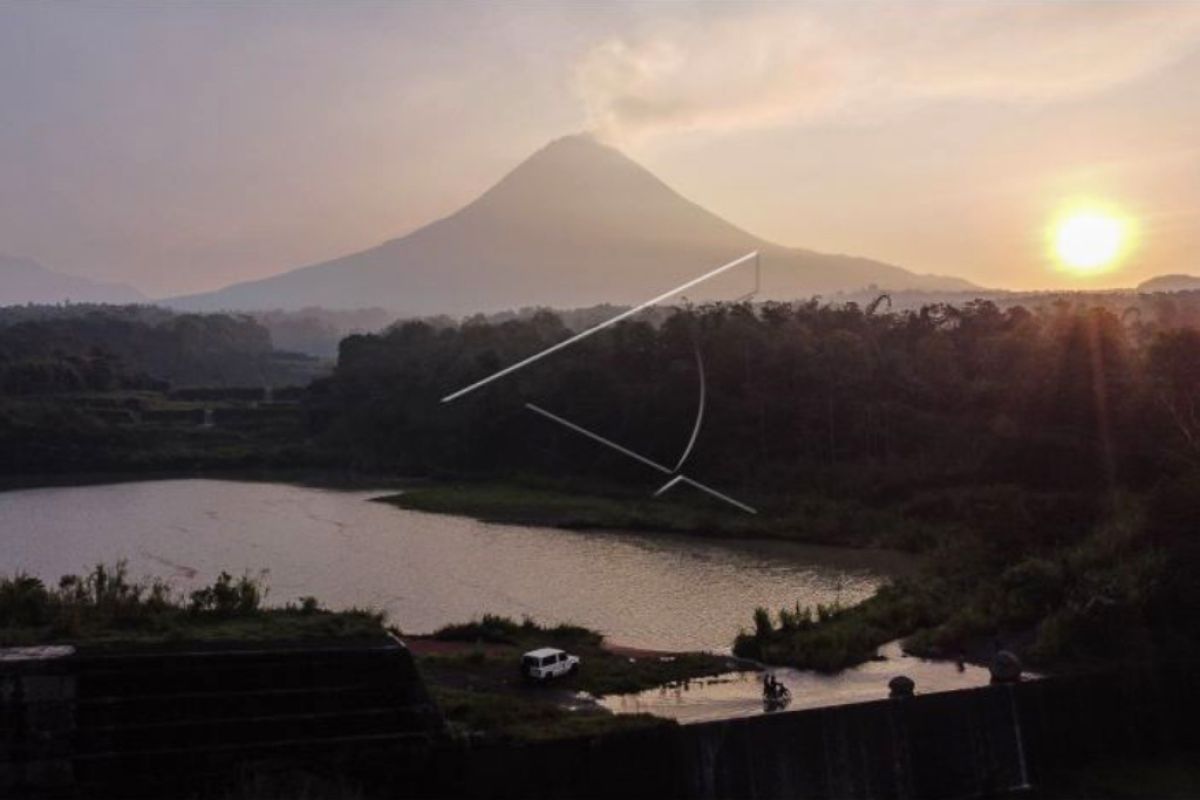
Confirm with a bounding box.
[421,645,739,697]
[432,686,672,742]
[418,615,743,697]
[732,581,940,671]
[731,488,1195,674]
[378,480,943,551]
[411,614,744,741]
[379,483,753,533]
[0,563,387,647]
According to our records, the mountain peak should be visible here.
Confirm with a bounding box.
[463,131,748,251]
[538,131,606,150]
[167,135,977,314]
[530,132,620,159]
[480,132,657,198]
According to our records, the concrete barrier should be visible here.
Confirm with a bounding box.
[6,642,1197,799]
[1,636,441,798]
[433,665,1198,799]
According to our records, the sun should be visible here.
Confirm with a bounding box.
[1053,210,1129,274]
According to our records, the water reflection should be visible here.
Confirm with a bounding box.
[599,642,996,723]
[0,479,914,652]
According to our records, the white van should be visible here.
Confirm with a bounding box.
[521,647,580,682]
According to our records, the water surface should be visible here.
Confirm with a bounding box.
[599,642,997,723]
[0,479,912,652]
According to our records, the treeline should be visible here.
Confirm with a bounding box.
[0,306,321,391]
[252,307,394,358]
[312,298,1200,495]
[830,284,1200,319]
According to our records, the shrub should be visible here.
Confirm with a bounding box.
[0,574,51,627]
[432,614,602,647]
[752,606,773,638]
[0,563,381,646]
[433,614,525,643]
[188,571,266,617]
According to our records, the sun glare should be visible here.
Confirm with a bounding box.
[1053,210,1128,274]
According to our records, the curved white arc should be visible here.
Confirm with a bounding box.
[671,341,706,473]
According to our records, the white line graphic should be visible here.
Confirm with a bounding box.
[442,252,761,514]
[653,475,758,515]
[527,402,758,515]
[671,342,706,473]
[525,403,672,475]
[441,251,759,403]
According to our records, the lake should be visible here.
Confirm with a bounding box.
[0,478,913,652]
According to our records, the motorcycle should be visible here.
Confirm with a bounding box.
[762,674,792,711]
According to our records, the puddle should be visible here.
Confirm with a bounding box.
[600,642,1012,724]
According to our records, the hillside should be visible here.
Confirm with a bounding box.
[168,135,976,314]
[0,255,145,305]
[1138,274,1200,293]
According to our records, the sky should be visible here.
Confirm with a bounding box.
[2,1,1199,297]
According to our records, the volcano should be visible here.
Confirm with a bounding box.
[168,134,976,314]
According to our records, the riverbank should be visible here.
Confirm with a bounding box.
[406,615,752,741]
[0,564,730,742]
[0,564,387,649]
[377,481,942,552]
[3,470,939,556]
[0,466,418,493]
[2,478,896,653]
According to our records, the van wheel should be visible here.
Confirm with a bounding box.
[568,663,579,676]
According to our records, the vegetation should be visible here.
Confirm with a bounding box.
[0,562,386,646]
[0,393,328,477]
[0,304,336,477]
[312,296,1200,671]
[736,484,1200,670]
[432,686,671,742]
[313,299,1194,489]
[11,293,1200,672]
[0,304,325,390]
[413,615,729,741]
[431,613,602,647]
[384,480,940,549]
[418,614,741,697]
[252,307,394,359]
[734,583,939,671]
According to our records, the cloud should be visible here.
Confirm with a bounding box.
[576,3,1200,143]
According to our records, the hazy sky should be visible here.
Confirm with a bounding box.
[3,1,1199,297]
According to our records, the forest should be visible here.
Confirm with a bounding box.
[0,305,326,391]
[311,293,1200,669]
[314,296,1200,490]
[0,307,324,476]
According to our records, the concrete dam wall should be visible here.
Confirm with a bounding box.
[1,637,441,798]
[432,683,1032,800]
[6,640,1199,799]
[434,665,1200,799]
